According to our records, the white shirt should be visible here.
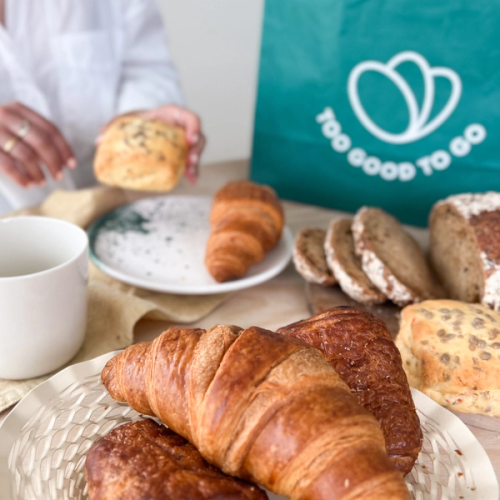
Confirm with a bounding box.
[0,0,183,213]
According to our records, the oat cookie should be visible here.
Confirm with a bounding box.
[293,228,337,286]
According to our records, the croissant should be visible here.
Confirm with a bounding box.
[85,419,268,500]
[277,307,423,475]
[205,181,284,282]
[102,325,410,500]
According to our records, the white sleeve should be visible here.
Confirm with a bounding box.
[116,0,184,114]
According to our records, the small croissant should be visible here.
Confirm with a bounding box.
[205,181,284,282]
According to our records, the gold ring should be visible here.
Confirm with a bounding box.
[3,136,20,154]
[18,119,31,138]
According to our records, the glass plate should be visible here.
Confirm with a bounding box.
[0,351,497,500]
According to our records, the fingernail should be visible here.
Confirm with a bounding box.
[67,157,77,169]
[191,133,200,144]
[95,135,103,146]
[189,153,199,165]
[56,172,64,181]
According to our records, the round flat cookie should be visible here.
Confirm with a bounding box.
[325,218,386,305]
[293,228,336,286]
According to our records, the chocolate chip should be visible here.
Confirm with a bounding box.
[439,308,451,314]
[437,329,446,337]
[418,308,434,319]
[481,352,492,360]
[473,357,479,364]
[489,328,500,339]
[440,353,451,364]
[472,318,485,329]
[474,308,484,315]
[469,344,477,351]
[444,374,451,382]
[442,315,451,321]
[444,334,456,340]
[491,343,500,349]
[486,314,496,322]
[454,356,460,364]
[470,335,479,345]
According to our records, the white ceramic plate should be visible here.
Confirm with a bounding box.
[0,351,497,500]
[88,195,293,295]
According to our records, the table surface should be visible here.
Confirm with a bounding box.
[1,159,499,486]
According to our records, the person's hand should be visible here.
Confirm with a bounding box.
[99,105,206,184]
[0,102,76,187]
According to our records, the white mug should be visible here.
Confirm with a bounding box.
[0,217,88,379]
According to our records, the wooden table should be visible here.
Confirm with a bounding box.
[1,159,499,486]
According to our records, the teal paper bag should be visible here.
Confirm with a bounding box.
[250,0,500,226]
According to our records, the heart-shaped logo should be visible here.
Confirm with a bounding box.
[347,51,462,144]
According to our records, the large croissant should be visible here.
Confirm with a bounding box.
[102,325,410,500]
[277,307,423,476]
[205,181,284,282]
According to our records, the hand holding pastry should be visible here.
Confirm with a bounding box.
[97,104,205,185]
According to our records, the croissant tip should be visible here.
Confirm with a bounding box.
[101,356,118,389]
[209,267,241,283]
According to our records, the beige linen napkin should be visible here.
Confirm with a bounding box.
[0,187,229,413]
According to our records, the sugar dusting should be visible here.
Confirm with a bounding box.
[437,192,500,220]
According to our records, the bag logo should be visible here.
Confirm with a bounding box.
[347,51,462,144]
[316,50,487,182]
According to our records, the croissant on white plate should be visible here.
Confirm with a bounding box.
[205,181,284,282]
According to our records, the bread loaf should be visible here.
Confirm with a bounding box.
[396,299,500,416]
[325,218,386,304]
[205,181,284,282]
[293,228,337,286]
[353,207,444,306]
[278,307,422,476]
[102,325,410,500]
[429,192,500,311]
[94,116,188,191]
[85,419,268,500]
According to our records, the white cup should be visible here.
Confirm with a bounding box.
[0,217,88,379]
